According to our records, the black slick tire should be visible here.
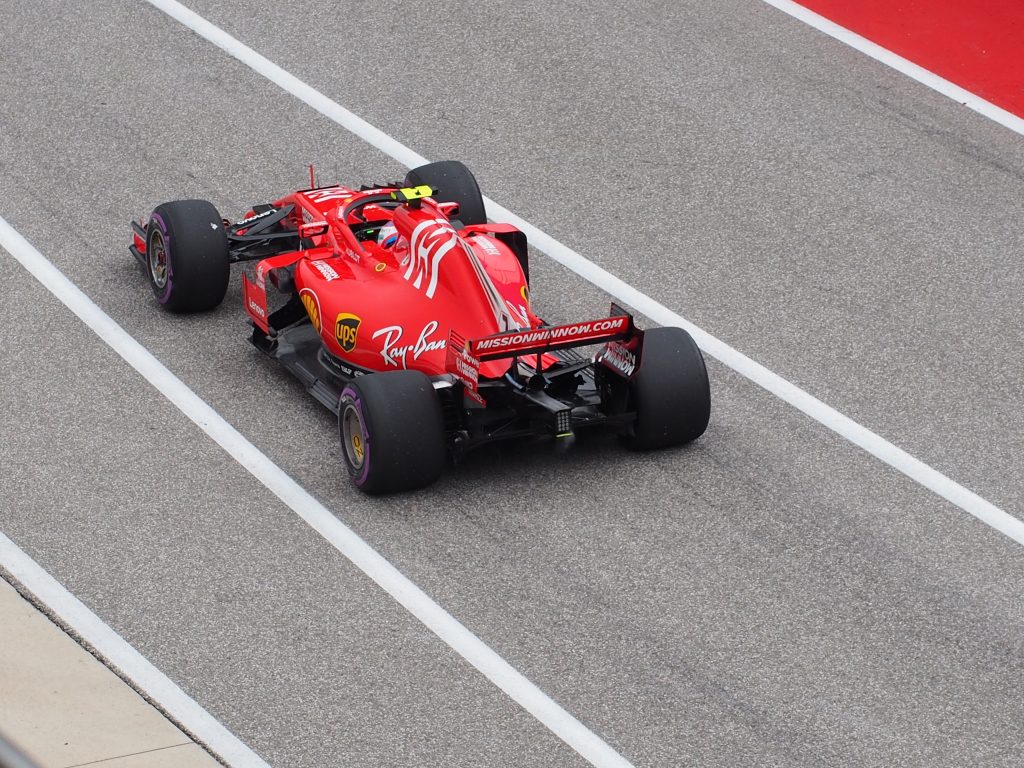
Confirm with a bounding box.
[623,326,711,450]
[146,199,229,313]
[405,160,487,226]
[338,371,446,494]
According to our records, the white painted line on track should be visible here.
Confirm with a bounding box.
[0,214,633,768]
[144,0,1024,546]
[0,531,271,768]
[760,0,1024,138]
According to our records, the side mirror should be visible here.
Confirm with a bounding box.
[299,221,329,238]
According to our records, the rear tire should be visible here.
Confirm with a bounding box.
[339,371,446,494]
[146,199,229,313]
[405,160,487,226]
[623,327,710,450]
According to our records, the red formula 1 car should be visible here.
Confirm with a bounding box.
[130,161,710,493]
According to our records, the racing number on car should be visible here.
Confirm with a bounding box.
[335,313,361,353]
[404,219,458,299]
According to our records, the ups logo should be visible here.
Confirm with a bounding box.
[335,313,361,353]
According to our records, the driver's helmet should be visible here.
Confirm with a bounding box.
[377,222,399,249]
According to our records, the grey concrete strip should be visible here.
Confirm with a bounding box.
[0,579,220,768]
[64,744,217,768]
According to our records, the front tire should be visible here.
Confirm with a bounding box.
[405,160,487,226]
[146,199,229,313]
[339,371,446,494]
[623,326,710,450]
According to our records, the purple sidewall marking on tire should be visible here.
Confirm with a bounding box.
[341,387,371,486]
[149,213,173,304]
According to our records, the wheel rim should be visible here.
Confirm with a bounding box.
[148,229,168,289]
[342,403,367,470]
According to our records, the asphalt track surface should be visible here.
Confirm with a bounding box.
[2,1,1023,766]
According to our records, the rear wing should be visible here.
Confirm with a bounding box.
[445,304,644,403]
[469,313,633,361]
